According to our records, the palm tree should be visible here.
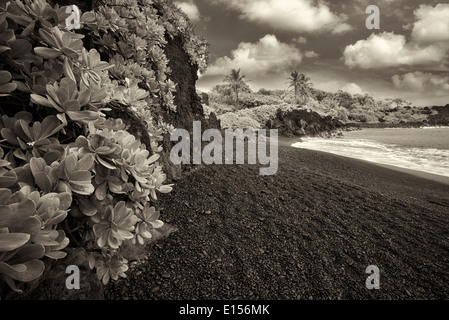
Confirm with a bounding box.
[224,68,247,108]
[287,71,313,103]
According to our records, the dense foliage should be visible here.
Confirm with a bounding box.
[0,0,208,295]
[210,83,433,129]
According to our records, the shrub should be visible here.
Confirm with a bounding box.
[218,113,260,130]
[0,0,207,294]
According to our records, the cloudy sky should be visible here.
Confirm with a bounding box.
[175,0,449,106]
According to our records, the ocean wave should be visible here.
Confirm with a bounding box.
[292,138,449,178]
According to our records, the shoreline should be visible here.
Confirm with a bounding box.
[279,135,449,186]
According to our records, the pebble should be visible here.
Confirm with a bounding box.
[205,210,211,215]
[151,286,160,293]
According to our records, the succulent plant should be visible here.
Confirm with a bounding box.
[0,188,46,291]
[94,253,128,285]
[0,71,17,96]
[92,201,138,250]
[30,77,99,124]
[35,26,84,60]
[0,114,64,162]
[94,165,125,201]
[75,134,121,170]
[53,150,95,196]
[79,48,114,86]
[133,204,163,245]
[0,165,17,188]
[0,0,197,292]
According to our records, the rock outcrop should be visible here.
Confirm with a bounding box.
[265,108,344,138]
[428,104,449,126]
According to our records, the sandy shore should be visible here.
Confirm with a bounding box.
[105,141,449,300]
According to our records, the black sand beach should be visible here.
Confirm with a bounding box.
[105,140,449,300]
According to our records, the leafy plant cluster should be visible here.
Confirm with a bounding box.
[210,85,433,130]
[218,103,296,129]
[0,0,208,295]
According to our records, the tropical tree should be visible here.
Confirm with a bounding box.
[287,71,313,103]
[224,68,248,108]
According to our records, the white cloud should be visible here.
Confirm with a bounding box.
[411,4,449,45]
[305,50,319,58]
[212,0,352,34]
[294,36,308,44]
[343,4,449,70]
[176,1,200,22]
[343,32,446,69]
[331,22,353,34]
[392,72,449,95]
[205,34,303,77]
[340,83,364,95]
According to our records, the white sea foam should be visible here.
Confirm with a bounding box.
[292,137,449,177]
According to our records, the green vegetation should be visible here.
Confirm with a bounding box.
[0,0,208,295]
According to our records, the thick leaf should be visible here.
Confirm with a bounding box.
[1,128,20,146]
[6,199,36,230]
[78,197,97,216]
[0,82,17,93]
[9,39,32,59]
[38,28,57,48]
[71,183,95,196]
[0,206,13,226]
[32,229,59,246]
[67,110,99,121]
[9,216,41,236]
[30,94,54,108]
[34,47,62,59]
[76,153,94,172]
[0,70,12,84]
[3,259,45,282]
[0,170,17,188]
[21,20,36,37]
[45,250,67,259]
[97,156,117,170]
[70,170,91,183]
[43,151,62,165]
[63,99,81,111]
[0,188,12,204]
[13,80,31,93]
[35,172,52,193]
[0,233,30,251]
[63,57,75,81]
[78,88,91,106]
[58,192,72,210]
[61,47,78,59]
[7,244,45,265]
[0,262,27,275]
[29,157,46,177]
[95,181,107,201]
[40,115,64,139]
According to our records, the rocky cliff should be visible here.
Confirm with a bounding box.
[265,108,345,138]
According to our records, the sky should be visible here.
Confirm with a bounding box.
[175,0,449,106]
